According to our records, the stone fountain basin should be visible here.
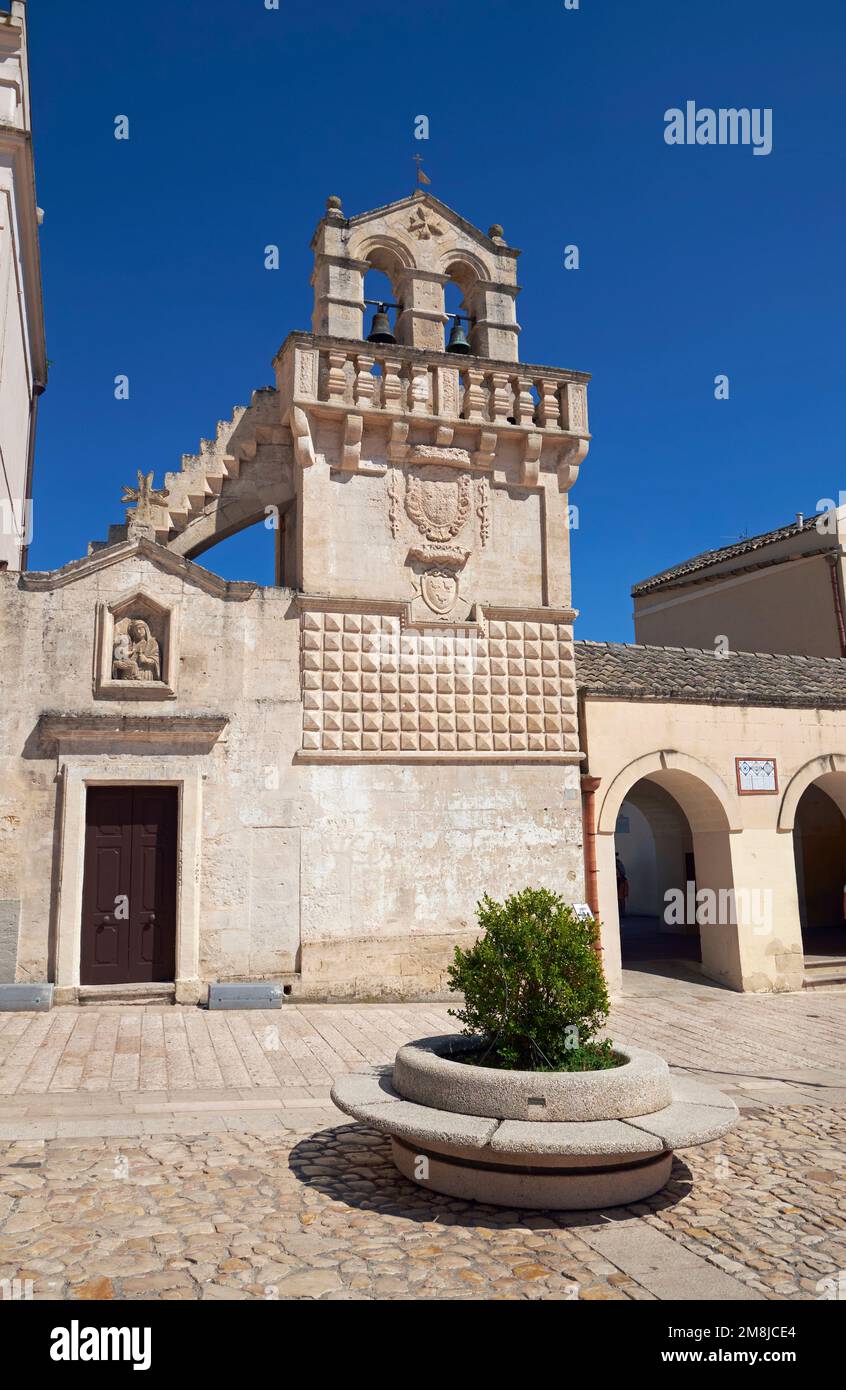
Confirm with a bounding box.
[331,1034,739,1210]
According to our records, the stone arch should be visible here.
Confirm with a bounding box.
[778,754,846,830]
[169,472,296,569]
[441,249,489,288]
[442,253,487,336]
[595,750,742,995]
[354,234,416,281]
[597,750,741,836]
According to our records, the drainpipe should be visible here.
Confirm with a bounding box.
[827,552,846,657]
[580,775,601,920]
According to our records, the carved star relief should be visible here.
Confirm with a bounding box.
[407,207,444,240]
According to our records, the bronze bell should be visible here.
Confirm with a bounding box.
[367,303,396,344]
[446,317,472,355]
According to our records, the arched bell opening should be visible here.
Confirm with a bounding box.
[361,245,407,346]
[444,260,479,356]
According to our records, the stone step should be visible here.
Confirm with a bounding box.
[803,969,846,989]
[77,983,176,1007]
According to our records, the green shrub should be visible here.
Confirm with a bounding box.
[447,887,615,1072]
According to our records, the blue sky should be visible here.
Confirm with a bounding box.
[24,0,846,641]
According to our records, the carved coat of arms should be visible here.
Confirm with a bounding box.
[405,466,471,543]
[420,569,459,616]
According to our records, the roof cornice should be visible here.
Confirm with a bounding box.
[19,537,259,599]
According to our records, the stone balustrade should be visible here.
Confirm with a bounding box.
[275,333,590,436]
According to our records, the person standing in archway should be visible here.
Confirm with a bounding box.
[616,852,629,917]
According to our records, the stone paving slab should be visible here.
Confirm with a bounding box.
[577,1222,762,1301]
[0,973,844,1107]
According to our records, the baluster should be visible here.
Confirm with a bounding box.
[513,376,536,426]
[408,361,430,414]
[534,377,561,429]
[462,367,487,422]
[326,350,348,405]
[381,357,403,412]
[354,352,377,409]
[490,371,511,424]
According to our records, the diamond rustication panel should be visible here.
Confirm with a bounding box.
[301,610,578,756]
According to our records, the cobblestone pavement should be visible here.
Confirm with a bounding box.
[1,1104,844,1301]
[1,972,844,1300]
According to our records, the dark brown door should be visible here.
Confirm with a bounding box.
[81,787,178,985]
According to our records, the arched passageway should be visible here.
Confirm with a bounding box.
[614,780,701,970]
[793,778,846,970]
[596,753,741,992]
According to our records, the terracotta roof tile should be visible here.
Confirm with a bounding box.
[575,640,846,708]
[631,515,824,596]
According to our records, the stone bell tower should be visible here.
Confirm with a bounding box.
[276,188,589,625]
[98,188,593,997]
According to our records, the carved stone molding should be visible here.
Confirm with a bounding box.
[476,476,490,546]
[340,413,363,471]
[557,437,590,491]
[387,419,410,463]
[408,445,472,470]
[521,432,543,487]
[406,544,469,569]
[291,406,315,468]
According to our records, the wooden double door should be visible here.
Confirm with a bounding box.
[81,787,178,985]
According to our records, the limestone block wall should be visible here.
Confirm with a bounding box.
[0,546,585,1000]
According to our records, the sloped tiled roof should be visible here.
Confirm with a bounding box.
[575,641,846,709]
[631,515,824,596]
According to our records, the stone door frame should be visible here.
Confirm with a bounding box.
[53,760,203,1003]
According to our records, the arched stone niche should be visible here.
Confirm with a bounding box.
[95,588,179,700]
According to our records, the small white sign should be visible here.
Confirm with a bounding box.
[736,758,778,794]
[572,902,594,921]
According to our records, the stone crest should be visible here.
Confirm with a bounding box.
[405,466,471,543]
[420,568,460,616]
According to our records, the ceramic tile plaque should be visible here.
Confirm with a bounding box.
[736,757,778,794]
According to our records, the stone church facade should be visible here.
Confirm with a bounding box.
[4,161,846,1003]
[1,191,593,1004]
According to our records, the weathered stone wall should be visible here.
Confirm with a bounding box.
[0,548,584,1000]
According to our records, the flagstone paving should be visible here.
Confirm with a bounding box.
[0,971,844,1300]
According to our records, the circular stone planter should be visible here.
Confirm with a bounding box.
[331,1034,739,1211]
